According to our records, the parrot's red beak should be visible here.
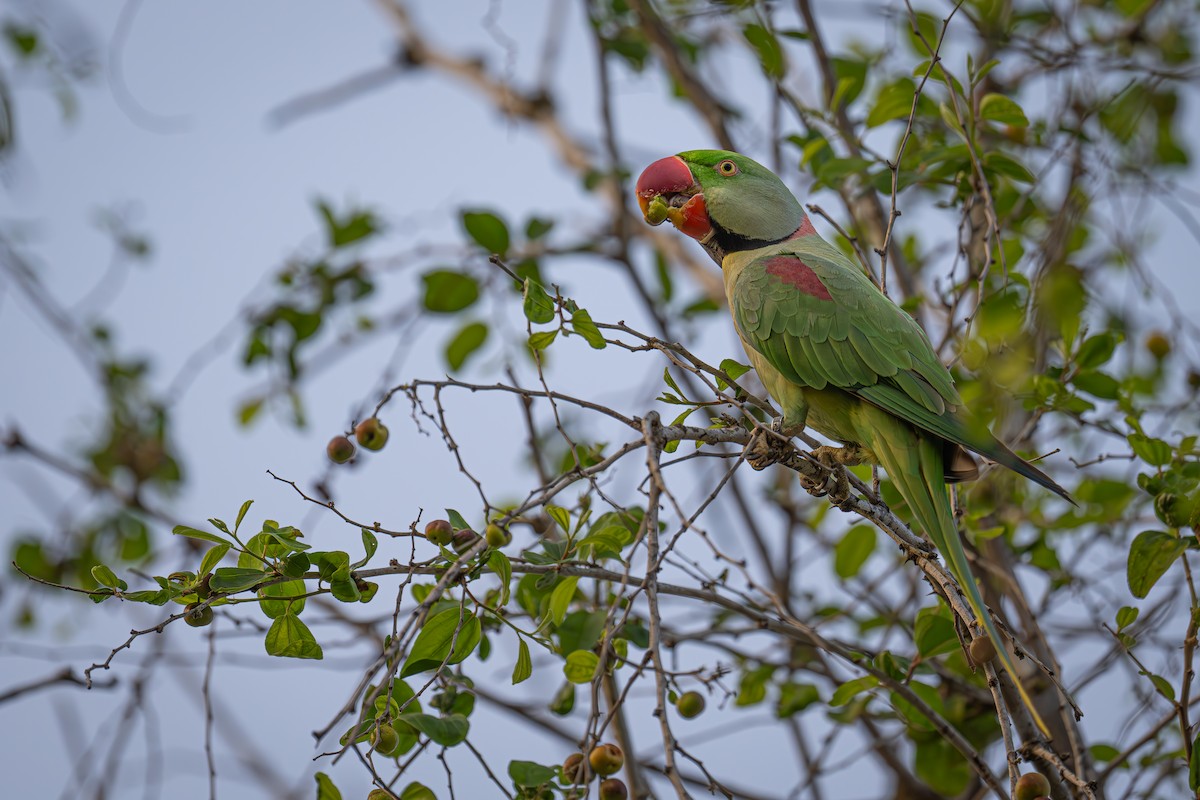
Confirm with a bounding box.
[635,156,713,243]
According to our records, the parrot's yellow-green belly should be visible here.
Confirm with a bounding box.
[740,344,880,464]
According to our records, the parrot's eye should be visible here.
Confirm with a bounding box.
[717,160,739,176]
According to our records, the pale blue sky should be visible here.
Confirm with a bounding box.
[3,1,1198,798]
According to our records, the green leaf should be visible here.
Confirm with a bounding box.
[1145,672,1175,701]
[508,760,558,788]
[547,576,578,627]
[866,78,916,128]
[1190,733,1200,791]
[445,509,470,532]
[421,270,479,313]
[123,589,169,605]
[399,782,436,800]
[315,772,342,800]
[397,712,469,746]
[834,525,876,578]
[1116,606,1139,631]
[1127,530,1188,598]
[353,529,378,570]
[512,638,532,684]
[984,152,1035,183]
[173,525,231,546]
[558,611,607,655]
[914,605,958,657]
[570,308,606,349]
[401,607,482,677]
[210,567,267,594]
[979,93,1029,126]
[830,56,867,107]
[563,650,599,684]
[915,736,970,797]
[445,322,488,370]
[236,397,264,429]
[235,499,254,531]
[830,675,877,706]
[777,681,820,717]
[522,278,556,324]
[315,200,379,248]
[90,564,126,591]
[264,613,323,659]
[545,505,570,533]
[742,24,784,78]
[716,358,751,392]
[736,664,773,706]
[525,216,554,240]
[488,549,512,606]
[258,526,310,553]
[282,552,310,578]
[528,330,558,352]
[259,579,306,619]
[1129,434,1173,467]
[461,210,510,256]
[1077,332,1118,368]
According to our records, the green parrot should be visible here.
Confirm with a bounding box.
[635,149,1072,737]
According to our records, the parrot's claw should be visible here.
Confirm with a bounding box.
[806,445,861,508]
[745,422,790,471]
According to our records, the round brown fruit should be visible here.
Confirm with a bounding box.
[424,519,454,546]
[371,723,400,756]
[1145,331,1171,360]
[589,743,624,777]
[969,636,997,664]
[184,603,213,628]
[355,418,390,451]
[1014,772,1051,800]
[485,523,511,548]
[676,690,706,718]
[562,752,587,784]
[599,778,628,800]
[327,435,356,464]
[452,528,481,554]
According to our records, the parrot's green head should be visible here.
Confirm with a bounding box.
[635,150,811,263]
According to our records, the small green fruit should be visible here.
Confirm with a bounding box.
[485,523,511,548]
[355,418,390,451]
[676,690,705,718]
[1014,772,1051,800]
[452,528,481,554]
[589,743,624,777]
[366,789,393,800]
[184,603,213,627]
[599,777,628,800]
[327,435,356,463]
[424,519,454,546]
[371,723,400,756]
[562,752,588,784]
[969,636,997,664]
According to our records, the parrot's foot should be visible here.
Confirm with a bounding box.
[801,445,865,507]
[745,419,791,471]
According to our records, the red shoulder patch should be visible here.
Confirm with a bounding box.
[763,256,832,301]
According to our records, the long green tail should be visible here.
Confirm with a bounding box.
[868,420,1051,738]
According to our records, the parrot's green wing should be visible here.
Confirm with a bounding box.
[730,240,1071,499]
[731,240,961,428]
